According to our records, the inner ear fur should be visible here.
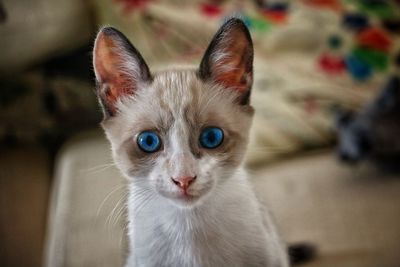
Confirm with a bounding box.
[93,27,151,117]
[199,18,254,105]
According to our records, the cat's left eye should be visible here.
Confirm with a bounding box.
[199,127,224,149]
[137,131,161,153]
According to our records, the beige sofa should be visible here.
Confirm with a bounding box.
[44,130,400,267]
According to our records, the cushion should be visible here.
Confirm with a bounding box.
[44,131,400,267]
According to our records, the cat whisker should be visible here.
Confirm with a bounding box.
[133,191,155,216]
[96,183,127,219]
[81,162,117,174]
[112,196,128,228]
[106,193,127,229]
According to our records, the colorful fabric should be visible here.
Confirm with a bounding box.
[3,1,398,165]
[92,0,400,165]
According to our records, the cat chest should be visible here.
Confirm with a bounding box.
[131,219,254,267]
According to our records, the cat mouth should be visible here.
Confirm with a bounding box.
[173,182,213,204]
[157,182,212,205]
[176,191,199,201]
[157,188,199,203]
[167,190,205,206]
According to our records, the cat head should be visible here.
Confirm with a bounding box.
[93,18,254,207]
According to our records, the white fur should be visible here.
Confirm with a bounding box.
[94,24,289,267]
[99,70,289,267]
[125,168,289,267]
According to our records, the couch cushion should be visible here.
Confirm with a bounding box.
[44,131,126,267]
[45,131,400,267]
[252,152,400,267]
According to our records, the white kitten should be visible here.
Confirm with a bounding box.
[93,18,289,267]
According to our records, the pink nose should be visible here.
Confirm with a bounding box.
[171,176,196,191]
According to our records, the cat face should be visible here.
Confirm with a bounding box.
[93,19,254,207]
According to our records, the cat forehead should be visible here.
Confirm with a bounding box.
[152,70,202,106]
[133,70,239,117]
[113,69,250,132]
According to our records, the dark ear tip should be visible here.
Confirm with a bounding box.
[95,26,137,57]
[220,18,252,45]
[97,26,124,39]
[223,17,246,27]
[222,18,249,31]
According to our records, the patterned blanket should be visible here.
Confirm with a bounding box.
[1,0,398,165]
[93,0,399,165]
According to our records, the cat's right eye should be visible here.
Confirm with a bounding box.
[137,131,161,153]
[199,127,224,149]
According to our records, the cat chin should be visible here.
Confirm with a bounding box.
[167,195,204,208]
[157,190,211,208]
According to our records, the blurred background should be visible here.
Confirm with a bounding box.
[1,0,400,267]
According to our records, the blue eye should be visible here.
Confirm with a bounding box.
[199,127,224,149]
[137,131,161,153]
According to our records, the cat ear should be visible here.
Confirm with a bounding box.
[93,27,152,117]
[199,18,254,105]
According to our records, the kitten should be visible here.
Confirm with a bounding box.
[93,18,289,267]
[336,75,400,171]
